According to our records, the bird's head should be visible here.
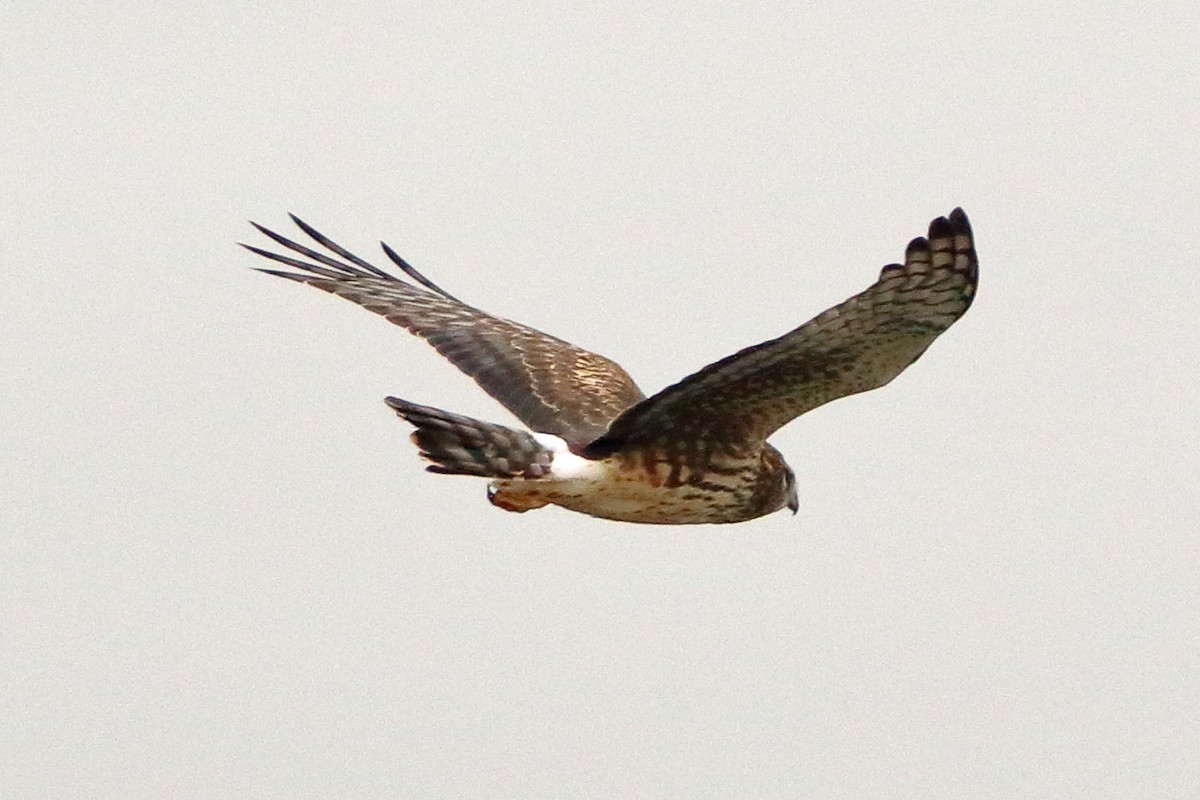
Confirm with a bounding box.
[783,465,799,515]
[760,444,799,517]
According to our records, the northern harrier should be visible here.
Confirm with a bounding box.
[245,209,977,524]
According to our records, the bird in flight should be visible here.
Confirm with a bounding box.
[244,209,977,524]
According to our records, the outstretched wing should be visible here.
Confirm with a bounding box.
[244,215,645,446]
[586,209,977,457]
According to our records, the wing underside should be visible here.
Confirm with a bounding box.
[586,208,978,457]
[244,216,646,446]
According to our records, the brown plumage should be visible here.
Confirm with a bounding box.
[245,208,977,524]
[246,215,643,446]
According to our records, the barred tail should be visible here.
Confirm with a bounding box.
[384,397,555,478]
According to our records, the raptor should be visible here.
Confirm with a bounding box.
[244,209,977,524]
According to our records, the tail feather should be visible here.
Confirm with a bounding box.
[384,397,554,478]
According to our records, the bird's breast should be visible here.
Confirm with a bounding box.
[489,449,768,524]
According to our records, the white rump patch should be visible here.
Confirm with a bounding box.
[531,432,570,452]
[532,432,605,481]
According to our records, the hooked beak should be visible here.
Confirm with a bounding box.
[787,494,799,515]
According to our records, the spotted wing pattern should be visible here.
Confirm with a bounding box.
[244,216,645,446]
[586,209,977,457]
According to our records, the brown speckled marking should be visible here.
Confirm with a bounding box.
[483,442,794,525]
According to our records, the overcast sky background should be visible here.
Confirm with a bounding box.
[3,2,1198,798]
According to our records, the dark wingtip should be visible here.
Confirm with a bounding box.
[925,208,972,241]
[288,212,320,240]
[380,240,464,303]
[286,214,341,256]
[905,235,928,256]
[240,242,274,257]
[950,207,972,238]
[927,215,954,239]
[379,241,415,278]
[380,240,409,268]
[251,267,310,281]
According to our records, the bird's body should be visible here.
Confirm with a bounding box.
[245,208,977,524]
[487,435,791,525]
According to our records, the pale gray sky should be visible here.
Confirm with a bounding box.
[3,2,1198,797]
